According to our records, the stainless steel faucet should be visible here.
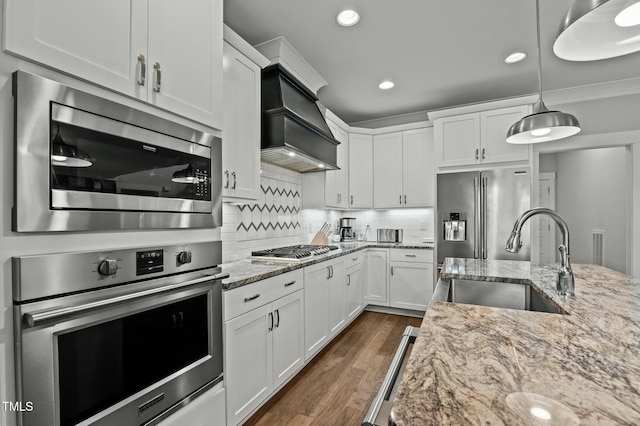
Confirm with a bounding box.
[505,207,575,296]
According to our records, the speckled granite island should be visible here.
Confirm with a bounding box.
[390,258,640,425]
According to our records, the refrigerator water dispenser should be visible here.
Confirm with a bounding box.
[443,213,466,242]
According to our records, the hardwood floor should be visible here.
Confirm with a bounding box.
[243,311,423,426]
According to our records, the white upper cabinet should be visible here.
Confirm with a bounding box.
[324,121,349,209]
[222,31,268,201]
[434,105,530,168]
[373,128,434,208]
[348,133,373,209]
[4,0,223,129]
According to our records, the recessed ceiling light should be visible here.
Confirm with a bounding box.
[337,10,360,26]
[318,163,325,168]
[615,1,640,27]
[378,80,395,90]
[505,52,527,64]
[287,151,296,157]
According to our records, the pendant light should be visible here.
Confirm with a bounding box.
[506,0,581,144]
[51,123,93,167]
[554,0,640,61]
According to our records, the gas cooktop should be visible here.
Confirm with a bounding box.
[251,245,340,262]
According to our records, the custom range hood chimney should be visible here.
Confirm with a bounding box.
[261,64,340,172]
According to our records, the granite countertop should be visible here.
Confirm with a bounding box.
[221,241,433,290]
[391,257,640,425]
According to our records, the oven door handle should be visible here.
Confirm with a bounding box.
[363,326,419,426]
[22,272,230,328]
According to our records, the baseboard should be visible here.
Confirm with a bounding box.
[364,305,425,318]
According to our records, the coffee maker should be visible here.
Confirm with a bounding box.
[339,217,356,242]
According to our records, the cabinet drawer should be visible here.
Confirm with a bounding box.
[224,269,304,320]
[390,248,433,263]
[344,252,364,270]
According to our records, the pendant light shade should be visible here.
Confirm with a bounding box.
[51,126,92,167]
[506,0,581,144]
[554,0,640,61]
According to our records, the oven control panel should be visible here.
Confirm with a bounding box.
[136,249,164,276]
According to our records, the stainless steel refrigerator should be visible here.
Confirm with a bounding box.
[436,168,531,265]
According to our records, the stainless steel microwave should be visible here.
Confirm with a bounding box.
[12,71,221,232]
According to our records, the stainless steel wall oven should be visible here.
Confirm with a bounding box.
[12,71,221,232]
[12,242,226,426]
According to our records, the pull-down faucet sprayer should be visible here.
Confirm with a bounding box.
[506,207,575,296]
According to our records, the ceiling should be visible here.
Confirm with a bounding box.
[224,0,640,126]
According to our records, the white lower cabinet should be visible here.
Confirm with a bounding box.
[157,382,226,426]
[224,271,304,426]
[366,249,389,306]
[304,257,345,360]
[389,249,434,311]
[346,264,363,321]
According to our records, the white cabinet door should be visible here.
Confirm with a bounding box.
[222,41,262,200]
[434,113,480,167]
[4,0,147,99]
[328,260,346,338]
[224,304,273,426]
[390,262,433,311]
[348,133,373,208]
[373,132,404,209]
[346,266,363,321]
[325,121,349,208]
[367,249,389,306]
[272,290,304,390]
[304,263,330,360]
[403,128,434,207]
[157,383,226,426]
[480,105,530,164]
[147,0,222,128]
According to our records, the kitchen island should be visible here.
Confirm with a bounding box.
[390,258,640,425]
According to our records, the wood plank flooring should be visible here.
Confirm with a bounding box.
[243,311,423,426]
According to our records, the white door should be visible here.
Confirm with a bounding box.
[538,173,557,263]
[348,134,373,208]
[272,290,304,389]
[345,267,363,321]
[222,41,261,200]
[373,132,404,208]
[403,128,434,207]
[434,113,480,167]
[224,304,273,426]
[303,264,329,360]
[4,0,147,98]
[367,250,389,306]
[480,106,530,163]
[147,0,222,128]
[390,262,432,311]
[327,260,346,337]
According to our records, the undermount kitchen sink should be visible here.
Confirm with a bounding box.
[432,279,566,314]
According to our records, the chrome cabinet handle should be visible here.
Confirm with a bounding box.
[153,62,161,93]
[351,195,354,205]
[475,148,479,160]
[275,309,280,328]
[399,195,402,205]
[284,280,296,287]
[482,148,486,160]
[268,312,273,332]
[244,294,260,302]
[232,171,237,189]
[390,266,394,276]
[347,274,351,286]
[404,195,407,204]
[137,54,146,86]
[224,170,229,189]
[405,254,417,258]
[330,266,334,279]
[327,266,331,280]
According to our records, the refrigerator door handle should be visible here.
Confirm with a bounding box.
[482,176,488,259]
[474,176,480,259]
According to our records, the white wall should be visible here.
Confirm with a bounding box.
[542,147,630,273]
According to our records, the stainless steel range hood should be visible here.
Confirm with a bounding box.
[261,64,340,173]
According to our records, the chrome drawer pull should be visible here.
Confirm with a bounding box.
[244,294,260,302]
[153,62,161,93]
[284,280,296,287]
[405,254,417,258]
[137,54,146,86]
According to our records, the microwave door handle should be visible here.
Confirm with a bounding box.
[22,273,228,328]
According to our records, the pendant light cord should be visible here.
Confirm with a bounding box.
[536,0,543,101]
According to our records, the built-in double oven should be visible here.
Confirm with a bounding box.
[13,242,226,426]
[12,71,221,232]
